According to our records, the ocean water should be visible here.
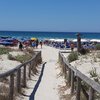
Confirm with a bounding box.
[0,31,100,40]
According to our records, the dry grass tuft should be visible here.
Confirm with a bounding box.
[0,84,9,100]
[58,85,71,100]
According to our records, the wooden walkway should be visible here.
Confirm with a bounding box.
[34,46,60,100]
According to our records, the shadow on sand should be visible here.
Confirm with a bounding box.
[30,62,46,100]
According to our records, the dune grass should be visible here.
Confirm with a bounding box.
[0,47,12,55]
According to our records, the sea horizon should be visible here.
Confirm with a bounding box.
[0,30,100,40]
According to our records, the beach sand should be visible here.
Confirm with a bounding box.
[0,51,24,73]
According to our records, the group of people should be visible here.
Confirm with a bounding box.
[44,39,75,51]
[31,39,43,48]
[64,39,75,51]
[18,39,43,51]
[18,38,75,51]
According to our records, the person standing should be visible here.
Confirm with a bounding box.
[36,39,39,48]
[19,42,23,51]
[40,41,43,48]
[64,39,67,48]
[70,42,74,51]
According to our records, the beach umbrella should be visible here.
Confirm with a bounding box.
[31,38,37,41]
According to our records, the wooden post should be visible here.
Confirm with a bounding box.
[59,52,60,63]
[62,62,64,74]
[34,57,36,67]
[76,33,81,52]
[64,63,67,79]
[35,56,37,66]
[76,77,81,100]
[89,87,94,100]
[31,60,33,71]
[38,52,42,64]
[23,65,26,87]
[60,57,63,66]
[17,69,21,93]
[40,51,41,58]
[59,53,62,64]
[32,59,35,72]
[64,65,67,79]
[66,65,68,80]
[81,84,89,99]
[71,70,74,94]
[29,62,31,78]
[68,68,71,86]
[9,74,14,100]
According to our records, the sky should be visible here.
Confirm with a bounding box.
[0,0,100,32]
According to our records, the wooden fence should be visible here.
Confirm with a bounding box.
[59,51,100,100]
[0,51,42,100]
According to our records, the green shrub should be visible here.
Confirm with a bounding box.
[89,67,98,77]
[0,47,11,55]
[8,52,33,63]
[15,54,32,63]
[79,48,89,55]
[95,44,100,50]
[8,54,16,60]
[89,68,99,82]
[85,49,90,53]
[96,52,100,58]
[0,84,9,100]
[68,52,78,63]
[81,81,89,91]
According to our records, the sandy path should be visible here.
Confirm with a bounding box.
[35,45,60,100]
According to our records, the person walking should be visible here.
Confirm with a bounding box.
[19,42,23,51]
[40,41,43,48]
[64,39,67,48]
[36,39,39,48]
[70,42,74,51]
